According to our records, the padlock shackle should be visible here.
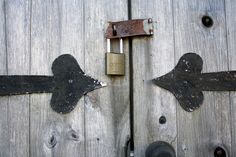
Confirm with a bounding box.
[120,38,123,54]
[107,38,123,53]
[107,39,111,53]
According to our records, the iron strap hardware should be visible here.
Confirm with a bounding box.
[105,18,153,39]
[152,53,236,112]
[0,54,106,114]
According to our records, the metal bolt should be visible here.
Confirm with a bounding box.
[112,24,117,36]
[149,29,153,35]
[148,18,153,23]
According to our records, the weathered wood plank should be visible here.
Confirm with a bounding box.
[132,0,177,156]
[30,0,85,156]
[1,0,31,156]
[173,0,231,156]
[225,0,236,156]
[0,0,9,156]
[84,0,130,157]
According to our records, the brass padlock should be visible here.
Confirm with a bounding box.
[105,38,125,76]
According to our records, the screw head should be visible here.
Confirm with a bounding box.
[148,18,153,23]
[149,29,154,35]
[112,24,117,36]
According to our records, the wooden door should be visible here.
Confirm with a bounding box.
[133,0,235,156]
[0,0,236,157]
[0,0,129,157]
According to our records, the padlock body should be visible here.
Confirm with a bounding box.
[105,52,125,75]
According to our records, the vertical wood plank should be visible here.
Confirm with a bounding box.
[3,0,31,156]
[132,0,177,156]
[84,0,130,157]
[173,0,231,156]
[225,0,236,156]
[0,0,9,156]
[30,0,85,156]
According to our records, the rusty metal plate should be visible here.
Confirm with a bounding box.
[105,18,153,39]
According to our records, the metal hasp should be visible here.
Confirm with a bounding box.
[0,54,106,114]
[105,18,153,76]
[105,18,153,39]
[152,53,236,112]
[145,141,176,157]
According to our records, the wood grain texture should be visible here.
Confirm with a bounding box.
[84,0,130,157]
[225,0,236,156]
[30,0,129,157]
[2,0,31,156]
[0,0,130,156]
[173,0,231,156]
[132,0,177,156]
[30,0,85,156]
[1,0,234,156]
[0,0,9,156]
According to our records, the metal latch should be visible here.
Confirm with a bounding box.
[104,18,153,77]
[105,18,153,39]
